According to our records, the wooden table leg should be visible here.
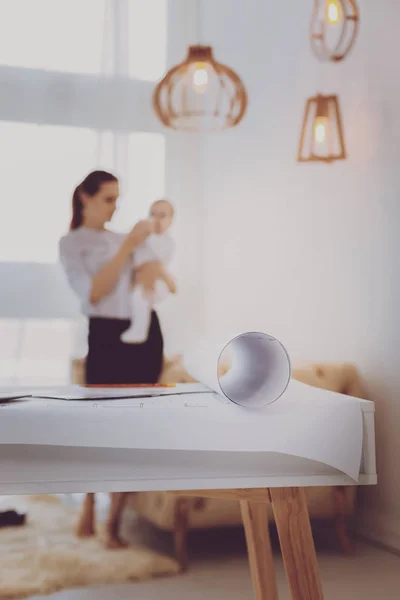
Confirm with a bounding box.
[270,487,324,600]
[241,498,279,600]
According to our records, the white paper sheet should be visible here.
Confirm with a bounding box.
[0,393,31,402]
[0,380,364,481]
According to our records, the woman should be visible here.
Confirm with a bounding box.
[59,170,175,385]
[59,170,174,547]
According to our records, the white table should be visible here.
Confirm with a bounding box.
[0,395,377,600]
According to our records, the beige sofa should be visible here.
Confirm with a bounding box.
[71,356,368,569]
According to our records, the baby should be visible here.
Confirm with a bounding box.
[121,199,175,344]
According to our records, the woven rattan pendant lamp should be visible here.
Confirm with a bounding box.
[152,0,247,132]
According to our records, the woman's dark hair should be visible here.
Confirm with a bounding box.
[70,170,118,230]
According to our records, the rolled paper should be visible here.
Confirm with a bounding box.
[183,331,291,408]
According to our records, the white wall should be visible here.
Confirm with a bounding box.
[157,0,204,355]
[200,0,400,548]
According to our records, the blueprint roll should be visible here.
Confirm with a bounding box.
[183,332,291,408]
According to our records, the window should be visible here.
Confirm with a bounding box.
[0,123,165,263]
[0,319,74,385]
[112,133,166,231]
[0,0,106,74]
[0,0,167,81]
[129,0,167,81]
[0,0,190,384]
[0,122,95,263]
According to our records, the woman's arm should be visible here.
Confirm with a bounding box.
[89,243,131,304]
[89,221,153,304]
[59,221,153,306]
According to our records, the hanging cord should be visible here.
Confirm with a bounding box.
[195,0,202,45]
[319,55,326,96]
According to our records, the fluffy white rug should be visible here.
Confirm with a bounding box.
[0,494,179,599]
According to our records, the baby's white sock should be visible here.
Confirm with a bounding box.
[121,284,152,344]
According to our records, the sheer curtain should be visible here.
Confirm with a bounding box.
[0,0,172,385]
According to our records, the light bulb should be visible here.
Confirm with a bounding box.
[314,117,328,144]
[192,62,209,94]
[326,0,340,24]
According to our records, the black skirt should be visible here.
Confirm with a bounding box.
[85,312,164,385]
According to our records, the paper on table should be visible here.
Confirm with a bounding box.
[0,393,31,402]
[0,386,34,401]
[31,383,211,401]
[0,330,365,481]
[183,331,291,408]
[0,380,364,480]
[177,331,363,479]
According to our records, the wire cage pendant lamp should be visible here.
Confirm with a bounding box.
[152,0,248,132]
[297,93,346,163]
[310,0,360,62]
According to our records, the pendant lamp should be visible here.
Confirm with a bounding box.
[152,1,247,132]
[297,94,346,163]
[310,0,360,62]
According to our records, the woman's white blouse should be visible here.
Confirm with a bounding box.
[59,227,133,319]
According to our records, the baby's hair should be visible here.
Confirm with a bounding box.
[150,198,175,217]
